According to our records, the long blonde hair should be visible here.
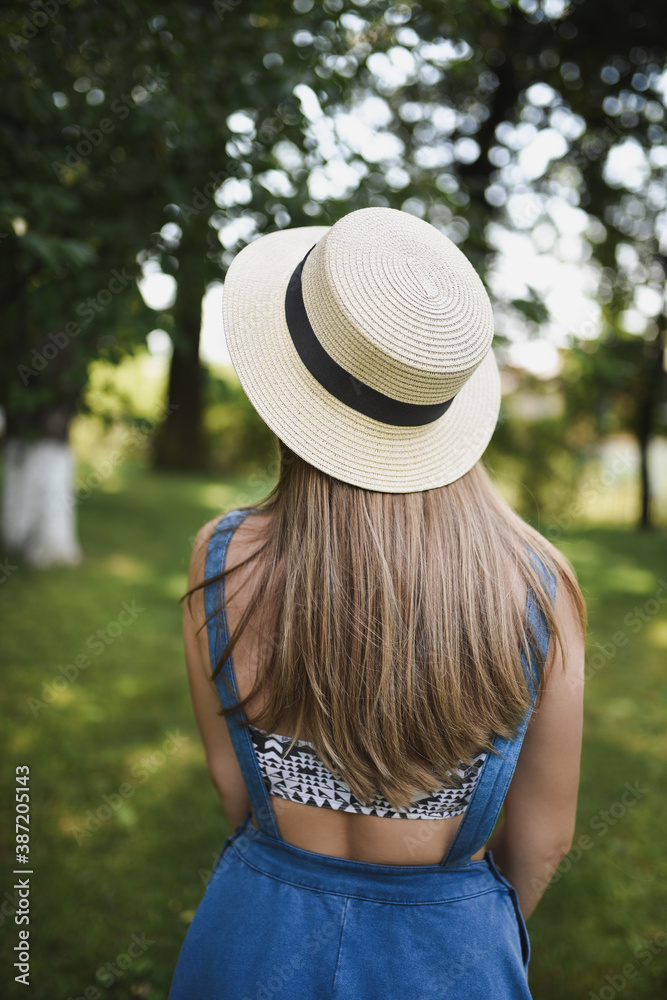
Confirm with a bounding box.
[186,439,587,811]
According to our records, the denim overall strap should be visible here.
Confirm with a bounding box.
[441,553,557,867]
[204,509,281,839]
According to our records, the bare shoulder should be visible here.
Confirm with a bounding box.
[187,515,227,594]
[183,518,221,636]
[189,508,263,564]
[189,509,273,596]
[185,513,243,628]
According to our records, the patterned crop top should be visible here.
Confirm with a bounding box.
[248,725,487,821]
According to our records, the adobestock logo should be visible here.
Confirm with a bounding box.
[213,0,244,20]
[70,730,189,846]
[573,579,667,691]
[529,779,648,897]
[51,66,169,181]
[17,267,137,386]
[26,600,145,717]
[8,0,71,47]
[588,920,667,1000]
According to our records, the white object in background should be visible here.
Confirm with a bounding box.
[1,438,82,568]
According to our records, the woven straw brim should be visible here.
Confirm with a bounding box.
[223,225,501,493]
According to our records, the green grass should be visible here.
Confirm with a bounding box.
[1,462,666,999]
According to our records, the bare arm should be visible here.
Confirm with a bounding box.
[183,520,252,830]
[487,578,585,920]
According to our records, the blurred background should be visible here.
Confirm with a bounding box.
[1,0,665,997]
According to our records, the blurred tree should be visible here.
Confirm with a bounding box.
[221,0,666,526]
[0,4,166,563]
[382,0,667,528]
[527,0,667,528]
[0,0,369,562]
[0,0,410,564]
[3,0,666,568]
[0,12,158,564]
[562,176,667,530]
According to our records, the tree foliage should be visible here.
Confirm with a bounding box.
[1,0,665,528]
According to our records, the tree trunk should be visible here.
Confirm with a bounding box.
[1,437,82,567]
[153,218,210,470]
[637,322,666,531]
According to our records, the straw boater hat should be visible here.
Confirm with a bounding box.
[222,206,501,493]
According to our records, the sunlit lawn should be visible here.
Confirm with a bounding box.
[1,460,665,999]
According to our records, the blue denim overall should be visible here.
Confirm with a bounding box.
[168,510,554,1000]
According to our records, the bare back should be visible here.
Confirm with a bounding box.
[222,511,498,865]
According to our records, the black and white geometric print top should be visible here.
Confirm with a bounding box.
[248,725,487,820]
